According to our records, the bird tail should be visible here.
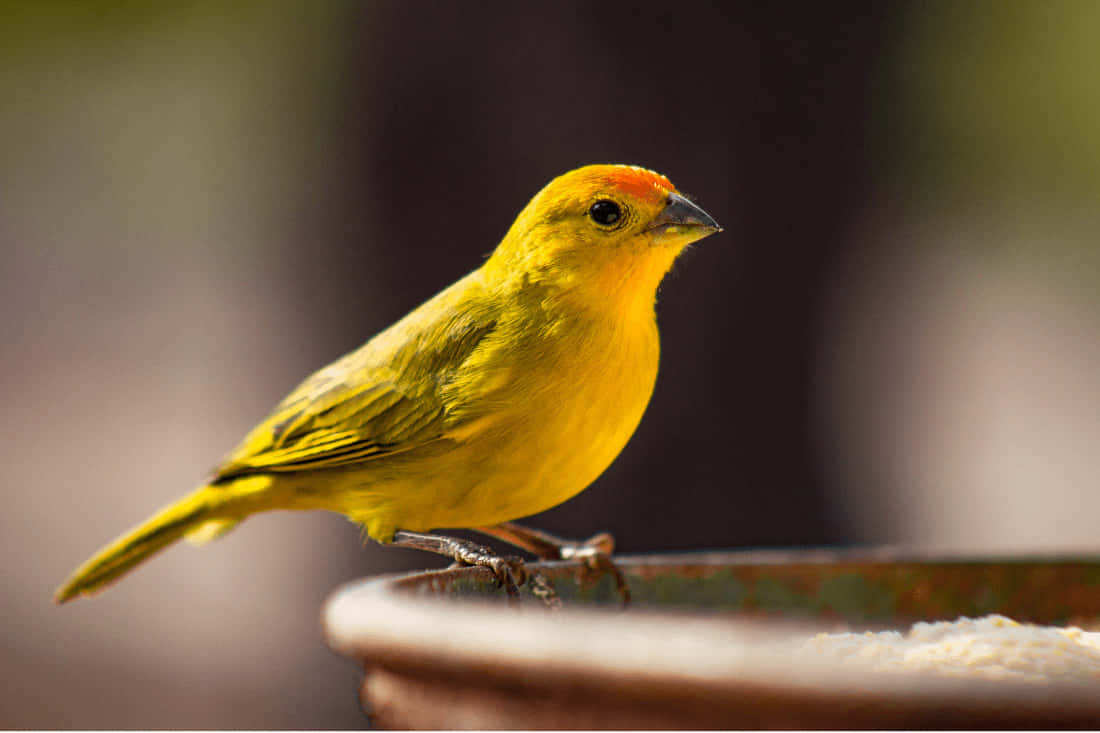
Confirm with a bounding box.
[54,483,251,604]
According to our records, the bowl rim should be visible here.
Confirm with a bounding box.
[323,548,1100,727]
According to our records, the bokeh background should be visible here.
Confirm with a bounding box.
[3,0,1098,727]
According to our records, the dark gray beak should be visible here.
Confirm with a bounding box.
[648,192,722,233]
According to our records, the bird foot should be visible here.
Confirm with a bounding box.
[555,533,631,606]
[449,548,529,600]
[476,524,631,607]
[392,530,528,602]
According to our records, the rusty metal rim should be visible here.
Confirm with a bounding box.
[323,548,1100,726]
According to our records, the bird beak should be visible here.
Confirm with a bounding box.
[647,192,722,236]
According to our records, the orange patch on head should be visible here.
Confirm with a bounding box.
[605,165,676,204]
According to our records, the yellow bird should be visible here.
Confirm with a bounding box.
[55,164,721,603]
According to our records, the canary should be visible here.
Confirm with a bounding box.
[55,164,721,603]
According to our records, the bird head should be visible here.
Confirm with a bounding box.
[487,164,721,312]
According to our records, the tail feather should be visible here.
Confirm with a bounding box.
[55,487,228,603]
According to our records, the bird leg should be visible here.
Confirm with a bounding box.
[475,522,631,606]
[390,530,528,601]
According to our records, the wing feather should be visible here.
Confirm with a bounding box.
[210,273,498,482]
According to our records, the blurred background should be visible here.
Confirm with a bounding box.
[3,0,1098,727]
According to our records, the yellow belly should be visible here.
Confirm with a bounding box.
[305,310,661,541]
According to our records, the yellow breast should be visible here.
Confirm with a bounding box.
[395,305,660,532]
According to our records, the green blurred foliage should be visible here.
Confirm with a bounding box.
[875,0,1100,285]
[0,0,359,258]
[896,0,1100,203]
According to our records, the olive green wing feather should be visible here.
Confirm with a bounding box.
[211,277,498,482]
[214,372,444,477]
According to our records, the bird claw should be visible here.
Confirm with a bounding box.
[413,525,630,607]
[558,535,631,607]
[393,531,530,604]
[483,554,528,599]
[476,524,632,608]
[450,543,528,600]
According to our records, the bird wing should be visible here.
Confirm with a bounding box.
[211,275,498,481]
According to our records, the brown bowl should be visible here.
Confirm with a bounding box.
[323,548,1100,729]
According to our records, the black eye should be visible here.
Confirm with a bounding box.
[589,200,621,227]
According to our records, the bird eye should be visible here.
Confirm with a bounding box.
[588,200,622,227]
